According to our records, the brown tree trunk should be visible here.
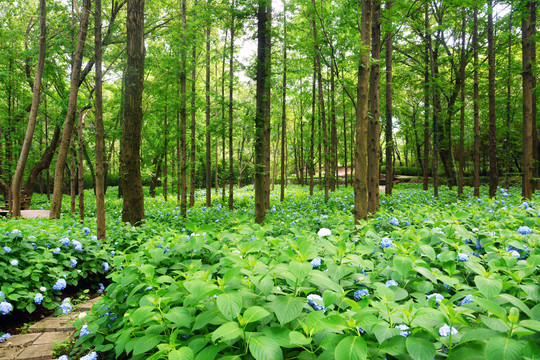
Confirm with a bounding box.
[190,4,198,208]
[180,0,188,216]
[354,0,371,224]
[70,145,76,214]
[522,0,536,199]
[384,0,394,196]
[473,7,480,197]
[50,0,91,219]
[427,3,439,197]
[487,0,498,198]
[423,6,430,192]
[330,64,337,191]
[205,23,212,208]
[77,109,87,220]
[95,0,106,240]
[368,1,381,214]
[309,40,316,196]
[254,0,272,224]
[228,1,235,209]
[120,0,145,225]
[457,9,466,196]
[11,0,47,217]
[280,2,287,202]
[164,91,168,201]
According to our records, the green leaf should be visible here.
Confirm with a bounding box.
[308,270,343,293]
[211,322,242,342]
[520,320,540,332]
[485,337,523,360]
[419,245,436,262]
[414,266,437,283]
[132,335,163,356]
[288,331,311,346]
[289,261,312,282]
[460,329,499,343]
[164,307,191,327]
[393,256,413,278]
[216,293,242,320]
[474,297,507,320]
[406,337,436,360]
[272,296,304,325]
[474,276,502,298]
[249,336,283,360]
[523,341,540,360]
[334,336,367,360]
[243,306,271,324]
[131,305,156,326]
[497,294,533,319]
[372,324,400,344]
[169,347,194,360]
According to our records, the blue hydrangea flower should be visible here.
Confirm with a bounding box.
[438,324,458,337]
[162,247,169,254]
[53,247,61,255]
[70,259,77,268]
[380,237,393,248]
[458,295,474,305]
[395,324,410,337]
[82,227,91,235]
[0,291,4,298]
[306,294,325,312]
[404,221,411,226]
[60,237,70,246]
[457,253,468,262]
[72,240,83,251]
[10,259,18,267]
[58,355,69,360]
[79,324,90,337]
[311,257,322,268]
[3,246,11,253]
[518,226,532,235]
[522,202,529,209]
[53,279,67,291]
[102,262,109,271]
[10,229,21,236]
[0,333,11,343]
[476,239,483,250]
[0,301,13,315]
[34,293,43,305]
[80,351,97,360]
[90,235,97,241]
[385,280,398,287]
[389,217,399,226]
[509,250,520,258]
[97,283,105,294]
[354,289,370,301]
[59,298,72,315]
[427,293,444,304]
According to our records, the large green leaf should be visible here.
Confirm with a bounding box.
[393,256,413,278]
[474,297,507,320]
[164,307,191,327]
[249,336,283,360]
[308,270,343,293]
[485,337,523,360]
[211,322,242,342]
[217,293,243,320]
[273,296,304,325]
[474,276,502,298]
[132,335,163,356]
[131,305,156,326]
[169,347,194,360]
[243,306,271,324]
[334,336,367,360]
[406,337,436,360]
[289,261,312,282]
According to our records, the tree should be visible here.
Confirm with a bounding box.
[11,0,46,218]
[95,0,106,239]
[205,19,212,208]
[487,0,498,198]
[50,0,91,219]
[228,0,235,210]
[120,0,146,225]
[280,0,287,203]
[384,1,394,196]
[180,0,188,217]
[473,6,480,197]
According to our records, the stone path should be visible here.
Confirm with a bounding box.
[0,297,101,360]
[0,210,50,219]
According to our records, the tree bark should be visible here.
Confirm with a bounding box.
[189,2,198,207]
[11,0,47,217]
[384,0,393,196]
[120,0,145,225]
[457,8,466,196]
[427,3,439,197]
[77,108,88,220]
[228,0,235,209]
[205,23,212,207]
[280,1,287,202]
[487,0,498,198]
[473,7,480,197]
[50,0,91,219]
[95,0,106,239]
[180,0,188,216]
[423,5,430,192]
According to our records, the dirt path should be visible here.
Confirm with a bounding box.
[20,210,50,219]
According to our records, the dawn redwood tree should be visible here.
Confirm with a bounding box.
[457,8,466,196]
[487,0,498,198]
[180,0,188,217]
[384,0,394,196]
[473,6,480,197]
[205,20,212,208]
[228,0,235,210]
[254,0,272,224]
[11,0,46,218]
[280,0,287,203]
[120,0,145,225]
[50,0,91,219]
[189,7,197,208]
[95,0,106,240]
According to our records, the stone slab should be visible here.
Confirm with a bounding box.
[16,344,53,360]
[78,297,102,311]
[20,210,50,219]
[33,331,72,346]
[28,318,74,333]
[0,346,22,360]
[0,334,40,349]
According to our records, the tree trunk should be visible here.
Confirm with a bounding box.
[354,0,371,224]
[11,0,47,217]
[95,0,106,239]
[120,0,145,225]
[330,64,337,191]
[229,1,235,209]
[180,0,188,216]
[190,4,197,207]
[205,23,212,207]
[77,109,87,220]
[427,3,439,197]
[280,1,287,202]
[164,90,168,201]
[254,0,272,224]
[368,1,381,214]
[384,0,393,196]
[309,41,316,196]
[487,0,498,198]
[50,0,91,219]
[473,7,480,197]
[423,5,430,192]
[70,145,76,214]
[457,9,466,196]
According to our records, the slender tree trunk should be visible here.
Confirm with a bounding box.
[11,0,46,217]
[221,30,228,202]
[164,90,168,201]
[50,0,91,219]
[205,23,212,207]
[458,9,466,196]
[120,0,145,225]
[354,0,371,224]
[180,0,188,216]
[423,6,430,192]
[77,109,87,220]
[384,1,394,196]
[299,96,305,186]
[95,0,106,239]
[70,144,76,214]
[487,0,498,198]
[427,3,439,197]
[368,1,381,214]
[473,7,480,197]
[280,2,287,202]
[522,0,536,199]
[505,9,513,186]
[309,44,316,196]
[254,0,272,224]
[190,12,197,207]
[228,2,235,209]
[330,66,337,191]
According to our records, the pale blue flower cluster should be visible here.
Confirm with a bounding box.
[457,253,468,262]
[395,324,410,337]
[0,333,10,342]
[311,257,321,268]
[385,280,398,287]
[59,298,72,315]
[3,246,10,253]
[82,227,91,235]
[72,240,83,251]
[389,217,399,226]
[70,259,77,268]
[80,351,97,360]
[438,324,458,337]
[459,295,474,305]
[60,237,70,246]
[53,247,61,255]
[307,294,325,312]
[58,355,69,360]
[317,228,331,237]
[10,259,18,267]
[102,262,109,271]
[427,293,444,304]
[509,250,520,258]
[97,283,105,294]
[53,279,67,291]
[79,324,90,337]
[34,293,43,305]
[380,237,393,248]
[518,226,531,235]
[0,301,13,315]
[354,289,370,301]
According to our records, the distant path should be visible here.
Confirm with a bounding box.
[20,210,50,219]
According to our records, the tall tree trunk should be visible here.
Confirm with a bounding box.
[309,42,316,196]
[70,144,76,214]
[205,23,212,207]
[299,95,305,186]
[11,0,46,217]
[180,0,188,216]
[505,9,513,186]
[120,0,145,225]
[522,0,536,199]
[384,0,393,196]
[368,1,381,214]
[487,0,498,198]
[427,3,439,197]
[330,64,337,191]
[343,90,348,187]
[354,0,371,224]
[280,1,287,202]
[423,6,430,192]
[164,90,168,201]
[254,0,272,224]
[473,7,480,197]
[50,0,91,219]
[190,11,197,207]
[77,109,87,220]
[457,9,466,196]
[228,2,235,209]
[95,0,106,239]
